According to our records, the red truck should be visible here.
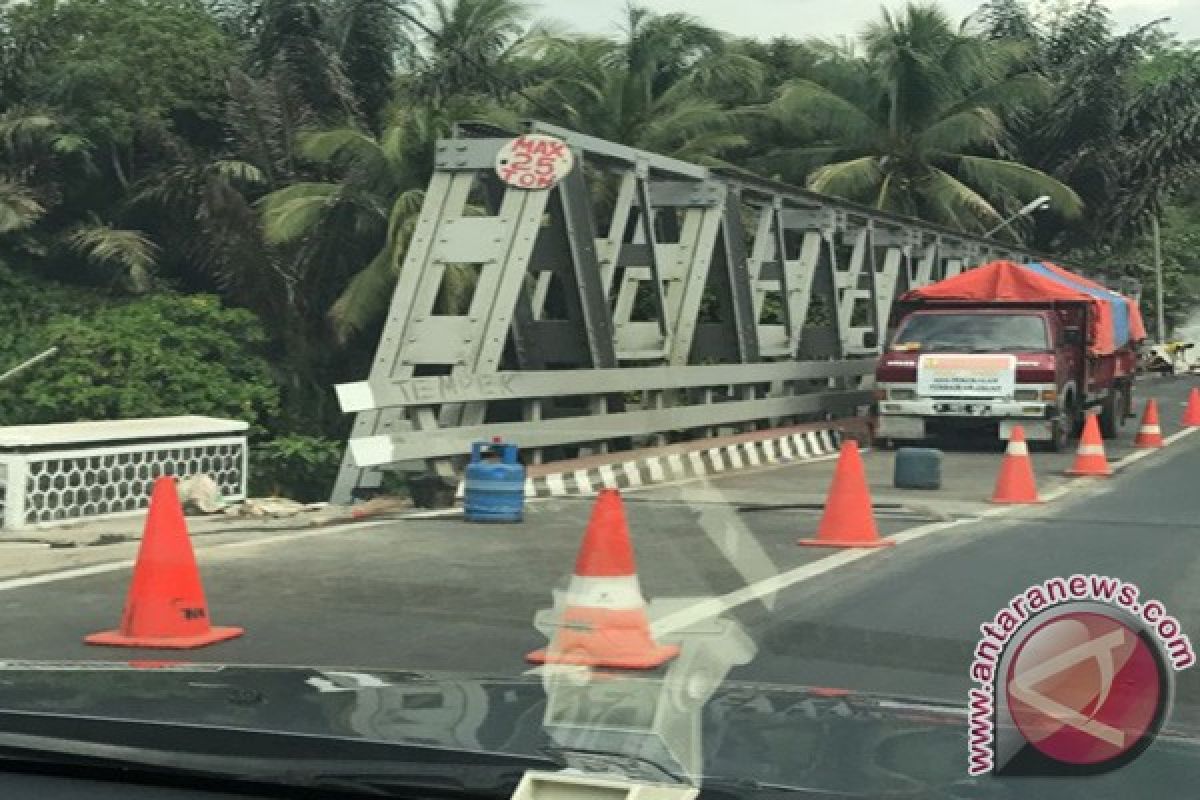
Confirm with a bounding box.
[875,261,1146,451]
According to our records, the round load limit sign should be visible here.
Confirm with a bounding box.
[495,134,574,190]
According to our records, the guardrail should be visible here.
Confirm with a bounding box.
[338,360,875,468]
[330,119,1137,500]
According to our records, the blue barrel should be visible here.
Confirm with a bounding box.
[463,440,526,523]
[894,447,942,490]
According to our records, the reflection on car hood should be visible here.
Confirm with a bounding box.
[0,661,1196,798]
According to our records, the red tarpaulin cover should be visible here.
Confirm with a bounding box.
[900,260,1146,355]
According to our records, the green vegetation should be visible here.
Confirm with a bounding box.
[249,433,343,501]
[0,288,280,434]
[3,0,1199,498]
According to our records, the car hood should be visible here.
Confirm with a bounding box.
[0,660,1196,798]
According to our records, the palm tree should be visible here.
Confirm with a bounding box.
[405,0,530,108]
[0,109,92,255]
[0,179,43,234]
[328,0,414,131]
[980,0,1200,246]
[65,220,160,291]
[767,3,1081,235]
[249,0,415,129]
[524,6,762,163]
[257,0,531,343]
[258,100,510,342]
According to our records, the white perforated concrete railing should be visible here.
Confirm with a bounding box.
[0,416,249,529]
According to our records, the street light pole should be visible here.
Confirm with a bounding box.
[1152,215,1166,344]
[985,195,1052,239]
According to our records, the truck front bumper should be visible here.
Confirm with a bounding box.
[877,399,1056,441]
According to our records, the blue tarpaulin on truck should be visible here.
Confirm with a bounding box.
[900,261,1147,355]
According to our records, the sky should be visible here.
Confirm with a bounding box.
[535,0,1200,42]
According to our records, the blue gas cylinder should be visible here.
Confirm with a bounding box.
[463,439,526,523]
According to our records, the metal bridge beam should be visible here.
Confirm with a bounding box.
[330,120,1072,501]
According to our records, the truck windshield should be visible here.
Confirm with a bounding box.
[892,313,1050,352]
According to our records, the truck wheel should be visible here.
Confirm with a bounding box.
[1123,383,1136,420]
[1049,416,1072,453]
[1098,390,1122,439]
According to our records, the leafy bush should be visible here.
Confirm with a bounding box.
[0,290,281,434]
[249,434,342,502]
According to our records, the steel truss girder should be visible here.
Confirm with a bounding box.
[331,121,1059,501]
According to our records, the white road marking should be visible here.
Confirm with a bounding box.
[0,520,392,592]
[397,508,463,520]
[1163,426,1200,446]
[5,422,1193,602]
[653,424,1200,636]
[0,561,135,592]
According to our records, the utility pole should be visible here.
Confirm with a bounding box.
[1152,216,1166,343]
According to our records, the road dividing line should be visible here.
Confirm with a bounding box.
[652,516,974,636]
[1162,426,1200,447]
[1104,425,1199,473]
[0,520,392,593]
[0,560,135,592]
[652,424,1200,637]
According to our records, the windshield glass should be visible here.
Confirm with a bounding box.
[893,313,1051,352]
[0,0,1194,798]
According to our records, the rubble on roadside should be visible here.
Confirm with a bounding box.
[175,474,413,521]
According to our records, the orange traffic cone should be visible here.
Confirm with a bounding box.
[798,441,894,548]
[86,477,243,649]
[1135,399,1165,448]
[991,426,1040,504]
[1183,388,1200,427]
[526,489,679,669]
[1065,413,1111,477]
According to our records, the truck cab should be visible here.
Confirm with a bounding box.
[875,304,1129,451]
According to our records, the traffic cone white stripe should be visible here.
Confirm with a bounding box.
[1141,425,1161,434]
[1077,445,1105,456]
[564,575,645,610]
[1007,441,1029,456]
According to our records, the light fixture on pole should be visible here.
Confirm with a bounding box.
[985,195,1051,238]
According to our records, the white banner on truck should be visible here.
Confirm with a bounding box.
[917,354,1017,398]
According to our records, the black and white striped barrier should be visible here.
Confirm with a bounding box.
[457,427,843,500]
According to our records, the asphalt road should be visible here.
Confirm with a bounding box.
[0,375,1197,726]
